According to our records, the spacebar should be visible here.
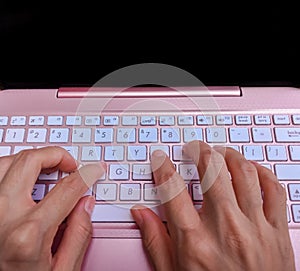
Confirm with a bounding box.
[91,204,165,222]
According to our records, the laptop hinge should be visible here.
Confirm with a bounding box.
[57,86,241,98]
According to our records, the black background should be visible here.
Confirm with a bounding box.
[0,2,299,88]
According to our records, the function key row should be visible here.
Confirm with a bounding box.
[1,114,300,127]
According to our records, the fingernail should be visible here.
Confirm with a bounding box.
[152,149,166,157]
[84,196,95,216]
[131,205,145,227]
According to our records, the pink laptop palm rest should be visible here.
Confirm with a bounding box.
[0,84,299,270]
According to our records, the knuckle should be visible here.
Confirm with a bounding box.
[14,149,41,166]
[200,147,213,166]
[0,155,12,169]
[272,181,287,201]
[143,232,162,253]
[6,220,42,260]
[61,174,84,195]
[61,172,87,196]
[74,220,93,242]
[239,160,257,176]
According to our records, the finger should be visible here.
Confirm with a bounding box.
[214,147,265,223]
[53,196,95,271]
[183,141,239,210]
[251,161,288,229]
[0,147,77,198]
[37,163,105,229]
[151,150,200,232]
[131,206,174,271]
[0,155,15,181]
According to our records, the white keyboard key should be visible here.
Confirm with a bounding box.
[32,184,46,200]
[141,116,156,126]
[104,146,124,161]
[127,146,147,161]
[275,164,300,180]
[10,116,26,126]
[252,127,273,142]
[85,116,100,125]
[144,184,159,201]
[61,172,69,178]
[122,115,138,126]
[48,183,56,191]
[183,128,203,142]
[5,129,25,143]
[0,116,8,126]
[291,205,300,223]
[61,146,79,160]
[254,115,271,125]
[103,116,119,126]
[161,128,180,143]
[14,146,33,154]
[179,164,199,180]
[150,145,170,157]
[266,145,287,161]
[206,128,227,143]
[72,128,91,143]
[0,129,3,142]
[95,128,114,143]
[242,145,264,161]
[132,164,152,180]
[49,128,69,143]
[159,116,175,126]
[292,115,300,125]
[120,183,141,201]
[27,128,47,143]
[274,114,290,125]
[91,204,165,222]
[81,146,102,161]
[109,164,130,180]
[66,116,82,125]
[192,183,203,201]
[275,128,300,142]
[178,115,194,125]
[50,183,93,196]
[0,146,11,157]
[289,146,300,161]
[235,115,252,125]
[229,128,250,143]
[172,145,191,161]
[139,128,158,143]
[39,171,59,180]
[96,183,117,201]
[197,115,213,125]
[47,116,63,126]
[216,115,232,125]
[117,128,136,143]
[288,184,300,201]
[29,116,44,126]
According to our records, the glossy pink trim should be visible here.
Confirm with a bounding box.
[57,86,241,98]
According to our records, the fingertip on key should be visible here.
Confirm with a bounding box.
[78,163,107,187]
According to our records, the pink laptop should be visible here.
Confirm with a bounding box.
[0,63,300,270]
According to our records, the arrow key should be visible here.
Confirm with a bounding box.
[288,183,300,201]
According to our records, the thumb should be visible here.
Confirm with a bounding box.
[131,206,174,271]
[53,196,95,271]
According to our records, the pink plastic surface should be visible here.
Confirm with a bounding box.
[0,86,299,270]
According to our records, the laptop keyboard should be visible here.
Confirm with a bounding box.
[0,113,300,224]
